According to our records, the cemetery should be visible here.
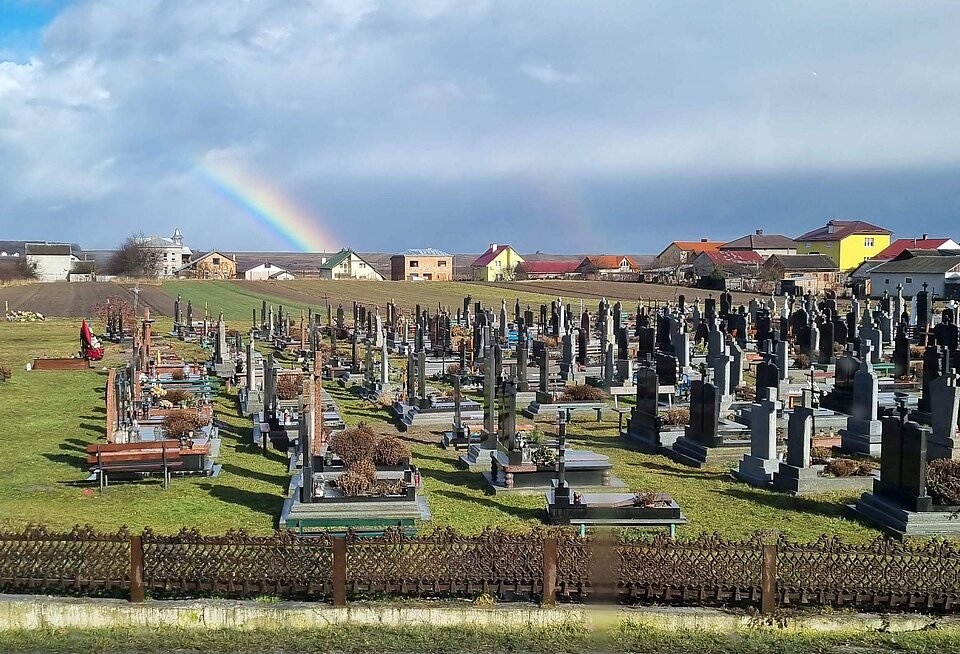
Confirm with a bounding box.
[6,278,960,616]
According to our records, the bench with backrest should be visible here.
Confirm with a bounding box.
[86,440,183,489]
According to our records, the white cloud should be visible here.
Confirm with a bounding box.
[519,62,582,85]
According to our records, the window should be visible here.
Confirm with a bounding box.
[865,237,875,247]
[826,242,833,247]
[410,260,419,268]
[359,262,366,268]
[885,278,890,284]
[905,277,913,284]
[438,260,447,267]
[805,242,811,248]
[212,257,220,264]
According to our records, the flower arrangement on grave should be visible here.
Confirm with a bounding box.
[171,369,186,381]
[149,384,166,398]
[337,462,375,497]
[276,373,303,400]
[794,353,811,369]
[559,384,606,402]
[446,363,461,375]
[157,399,174,409]
[526,425,544,445]
[531,446,557,467]
[927,459,960,506]
[735,384,756,402]
[164,389,196,408]
[810,445,834,464]
[5,310,45,322]
[372,436,411,466]
[0,365,11,383]
[822,458,874,478]
[632,490,668,508]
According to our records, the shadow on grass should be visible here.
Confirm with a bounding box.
[44,451,87,470]
[208,485,284,519]
[219,462,289,487]
[436,489,542,522]
[78,422,103,437]
[421,466,490,493]
[633,460,730,481]
[718,486,856,522]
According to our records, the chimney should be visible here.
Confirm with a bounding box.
[489,243,498,252]
[700,238,708,243]
[755,229,764,235]
[922,233,929,240]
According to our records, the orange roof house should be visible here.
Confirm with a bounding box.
[655,238,725,267]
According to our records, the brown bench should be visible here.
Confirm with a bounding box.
[86,440,183,489]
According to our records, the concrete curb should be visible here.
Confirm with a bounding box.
[0,596,957,634]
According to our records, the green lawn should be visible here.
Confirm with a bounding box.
[0,317,882,540]
[162,280,327,323]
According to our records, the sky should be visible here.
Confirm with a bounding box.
[1,0,960,253]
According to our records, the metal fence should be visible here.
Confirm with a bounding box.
[1,526,959,613]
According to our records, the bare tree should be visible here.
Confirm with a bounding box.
[107,233,161,277]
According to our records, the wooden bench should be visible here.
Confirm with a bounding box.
[86,440,183,489]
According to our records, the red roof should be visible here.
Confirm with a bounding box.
[671,240,724,252]
[516,260,580,274]
[796,219,892,242]
[471,244,512,268]
[702,250,764,265]
[875,238,953,260]
[577,254,640,270]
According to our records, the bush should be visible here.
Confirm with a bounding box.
[0,365,11,382]
[170,369,186,381]
[276,373,303,400]
[794,354,811,369]
[532,446,557,467]
[372,436,411,465]
[810,446,833,461]
[446,363,461,375]
[559,385,606,402]
[164,389,195,406]
[161,410,205,440]
[927,459,960,506]
[337,468,374,497]
[662,407,690,426]
[329,425,378,465]
[824,458,874,478]
[373,479,407,496]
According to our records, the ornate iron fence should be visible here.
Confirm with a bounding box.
[1,525,960,614]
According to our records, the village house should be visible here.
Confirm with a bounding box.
[137,228,192,277]
[470,243,524,281]
[23,242,98,282]
[691,250,763,290]
[175,251,238,279]
[762,254,841,296]
[866,252,960,299]
[514,259,580,280]
[795,219,892,270]
[573,255,640,281]
[719,229,796,259]
[654,239,724,268]
[874,235,960,260]
[242,262,294,281]
[390,248,453,281]
[318,249,384,281]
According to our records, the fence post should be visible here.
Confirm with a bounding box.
[130,534,145,603]
[760,542,777,615]
[542,536,558,607]
[332,536,347,607]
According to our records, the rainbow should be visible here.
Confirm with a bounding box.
[196,157,337,252]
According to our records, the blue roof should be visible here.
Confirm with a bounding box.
[399,248,450,256]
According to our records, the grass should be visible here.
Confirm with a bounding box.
[0,315,882,541]
[161,280,325,323]
[3,622,960,653]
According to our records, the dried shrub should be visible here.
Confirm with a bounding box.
[662,407,690,426]
[0,365,11,382]
[171,368,186,381]
[373,479,407,496]
[375,392,394,408]
[794,354,811,369]
[559,384,606,402]
[161,409,205,439]
[164,389,195,405]
[373,436,411,465]
[824,458,874,478]
[532,446,557,467]
[927,459,960,506]
[348,458,376,481]
[337,468,374,497]
[329,425,378,465]
[276,373,303,400]
[810,446,833,461]
[910,345,925,359]
[446,363,462,374]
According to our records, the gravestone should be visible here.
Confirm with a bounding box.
[685,380,720,448]
[756,358,780,401]
[734,388,782,486]
[839,358,883,456]
[918,346,941,413]
[893,325,910,378]
[929,370,960,460]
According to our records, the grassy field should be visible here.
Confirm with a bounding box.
[0,315,882,540]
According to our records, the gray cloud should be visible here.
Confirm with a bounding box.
[1,0,960,251]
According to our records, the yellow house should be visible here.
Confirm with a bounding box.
[795,220,892,271]
[471,243,524,281]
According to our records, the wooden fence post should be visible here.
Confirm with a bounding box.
[130,534,145,603]
[542,536,558,607]
[332,536,347,606]
[760,542,777,615]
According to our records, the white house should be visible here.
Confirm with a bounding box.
[25,243,77,282]
[242,262,294,281]
[318,249,384,281]
[867,255,960,298]
[138,228,192,277]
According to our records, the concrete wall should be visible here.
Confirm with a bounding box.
[868,271,948,298]
[26,254,74,282]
